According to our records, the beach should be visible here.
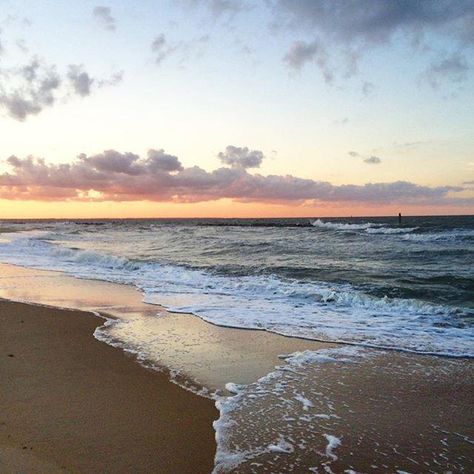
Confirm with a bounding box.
[1,262,473,472]
[1,0,473,470]
[0,298,217,473]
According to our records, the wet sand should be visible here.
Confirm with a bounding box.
[1,263,473,473]
[0,299,217,473]
[0,263,333,392]
[215,347,474,473]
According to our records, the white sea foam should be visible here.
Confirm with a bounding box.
[402,229,474,242]
[0,235,472,357]
[295,393,314,410]
[324,434,341,460]
[311,219,422,235]
[214,345,472,472]
[268,436,295,453]
[311,219,474,241]
[365,226,417,234]
[212,347,367,473]
[312,219,381,230]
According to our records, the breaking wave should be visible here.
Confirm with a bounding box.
[0,234,472,357]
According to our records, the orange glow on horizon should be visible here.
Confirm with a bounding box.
[0,199,471,219]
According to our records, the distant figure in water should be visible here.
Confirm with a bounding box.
[398,212,402,224]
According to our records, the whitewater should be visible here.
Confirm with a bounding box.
[0,216,473,357]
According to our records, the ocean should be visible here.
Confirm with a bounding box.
[0,215,473,357]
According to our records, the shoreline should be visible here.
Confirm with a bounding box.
[1,262,470,368]
[1,263,473,472]
[0,298,218,473]
[0,263,336,393]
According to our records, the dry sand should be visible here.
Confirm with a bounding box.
[0,299,218,474]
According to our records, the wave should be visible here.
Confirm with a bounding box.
[311,219,382,230]
[311,219,416,234]
[366,226,417,234]
[311,219,474,240]
[402,230,474,242]
[0,235,472,357]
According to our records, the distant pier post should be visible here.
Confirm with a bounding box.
[398,212,402,224]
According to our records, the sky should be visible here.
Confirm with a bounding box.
[0,0,473,218]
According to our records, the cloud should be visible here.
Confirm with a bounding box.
[274,1,474,46]
[93,6,116,31]
[392,141,427,150]
[349,150,381,164]
[218,145,264,169]
[183,0,247,18]
[364,156,382,164]
[283,39,333,82]
[67,64,94,97]
[362,81,375,96]
[98,70,124,88]
[151,34,180,65]
[0,18,123,121]
[206,0,246,16]
[0,55,122,120]
[423,53,470,88]
[0,147,469,207]
[275,1,474,84]
[146,149,183,172]
[283,40,318,69]
[150,34,210,66]
[0,57,61,120]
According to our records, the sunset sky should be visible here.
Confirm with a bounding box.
[0,0,473,218]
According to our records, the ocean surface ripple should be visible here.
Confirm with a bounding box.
[0,216,473,357]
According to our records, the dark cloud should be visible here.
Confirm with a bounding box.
[283,39,333,82]
[423,53,470,88]
[206,0,246,16]
[348,151,359,157]
[283,40,318,69]
[0,147,469,207]
[183,0,247,17]
[93,6,116,31]
[218,145,264,169]
[274,0,474,84]
[274,1,474,46]
[364,156,382,164]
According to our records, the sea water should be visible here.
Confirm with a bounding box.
[0,216,472,357]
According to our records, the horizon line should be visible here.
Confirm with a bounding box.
[1,213,473,221]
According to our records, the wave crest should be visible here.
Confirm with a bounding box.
[0,235,472,357]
